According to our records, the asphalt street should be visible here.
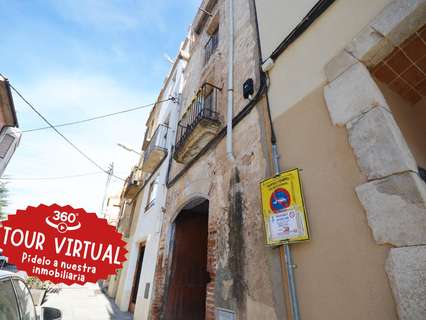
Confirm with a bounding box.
[42,283,133,320]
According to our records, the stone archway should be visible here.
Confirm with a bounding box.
[323,1,426,318]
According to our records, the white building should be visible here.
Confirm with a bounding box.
[0,76,21,178]
[112,39,188,320]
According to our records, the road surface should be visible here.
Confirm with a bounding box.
[43,283,133,320]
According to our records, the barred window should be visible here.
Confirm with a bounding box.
[204,28,219,64]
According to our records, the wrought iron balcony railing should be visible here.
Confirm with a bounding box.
[141,124,168,173]
[174,83,221,163]
[205,29,219,64]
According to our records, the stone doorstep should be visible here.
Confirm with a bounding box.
[356,171,426,247]
[347,106,417,180]
[386,246,426,320]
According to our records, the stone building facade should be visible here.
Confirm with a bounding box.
[114,0,426,319]
[149,0,285,319]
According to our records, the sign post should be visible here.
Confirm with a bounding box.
[260,168,310,245]
[260,167,309,320]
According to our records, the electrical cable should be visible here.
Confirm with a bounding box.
[1,75,126,181]
[0,172,103,181]
[22,98,173,133]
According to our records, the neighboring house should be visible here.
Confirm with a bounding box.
[111,39,188,320]
[0,76,21,177]
[104,193,121,227]
[255,0,426,319]
[103,193,122,298]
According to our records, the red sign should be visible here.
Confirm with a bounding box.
[269,188,291,213]
[0,204,127,285]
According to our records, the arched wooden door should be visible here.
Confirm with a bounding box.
[165,201,209,320]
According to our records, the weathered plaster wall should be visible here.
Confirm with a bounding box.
[150,0,285,318]
[152,104,284,320]
[169,0,259,180]
[378,81,426,169]
[272,86,397,320]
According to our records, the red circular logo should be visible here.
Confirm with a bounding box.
[0,204,127,285]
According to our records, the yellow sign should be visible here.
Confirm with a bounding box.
[260,168,310,245]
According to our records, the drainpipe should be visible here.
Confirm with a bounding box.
[226,0,235,161]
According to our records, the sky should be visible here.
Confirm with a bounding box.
[0,0,200,215]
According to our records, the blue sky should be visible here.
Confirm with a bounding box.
[0,0,200,214]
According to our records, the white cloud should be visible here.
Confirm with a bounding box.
[48,0,141,30]
[4,72,156,215]
[46,0,176,32]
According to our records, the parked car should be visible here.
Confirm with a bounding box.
[0,249,7,268]
[0,271,61,320]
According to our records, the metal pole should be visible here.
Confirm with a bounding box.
[271,144,301,320]
[101,162,114,218]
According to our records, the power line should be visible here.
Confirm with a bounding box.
[22,97,173,133]
[3,76,126,181]
[0,172,102,181]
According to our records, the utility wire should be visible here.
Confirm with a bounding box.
[2,75,126,181]
[22,97,173,133]
[0,172,103,181]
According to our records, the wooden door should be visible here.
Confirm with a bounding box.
[165,206,209,320]
[129,244,145,313]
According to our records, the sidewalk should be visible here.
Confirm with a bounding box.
[43,283,133,320]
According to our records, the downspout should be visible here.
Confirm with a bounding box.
[226,0,235,161]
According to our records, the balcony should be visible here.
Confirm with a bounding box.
[141,124,168,173]
[205,29,218,64]
[174,83,221,164]
[123,167,143,199]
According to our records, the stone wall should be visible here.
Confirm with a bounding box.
[324,1,426,319]
[149,0,284,319]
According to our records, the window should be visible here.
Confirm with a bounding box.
[145,176,159,211]
[204,90,214,112]
[419,167,426,183]
[205,28,219,64]
[0,134,14,158]
[0,279,20,320]
[13,280,36,320]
